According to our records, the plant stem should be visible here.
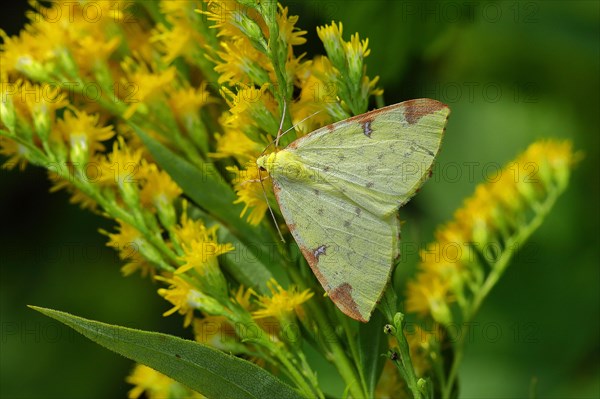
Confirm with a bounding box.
[288,266,366,399]
[339,313,369,396]
[274,349,323,399]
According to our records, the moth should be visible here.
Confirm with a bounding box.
[257,99,450,322]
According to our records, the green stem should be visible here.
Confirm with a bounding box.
[288,266,366,399]
[442,186,563,398]
[339,313,369,396]
[388,314,423,399]
[273,349,322,399]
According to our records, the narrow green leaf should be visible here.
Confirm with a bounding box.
[217,228,273,294]
[129,122,284,278]
[30,306,304,399]
[358,310,388,396]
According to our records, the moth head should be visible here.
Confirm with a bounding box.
[256,152,277,173]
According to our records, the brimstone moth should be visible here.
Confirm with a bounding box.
[257,99,450,322]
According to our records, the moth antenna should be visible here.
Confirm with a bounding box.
[256,101,323,243]
[259,106,323,157]
[275,98,287,147]
[258,167,286,242]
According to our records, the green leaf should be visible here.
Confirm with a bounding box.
[129,122,284,283]
[30,306,304,399]
[217,226,274,294]
[358,310,388,396]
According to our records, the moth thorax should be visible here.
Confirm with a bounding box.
[256,152,278,173]
[264,150,312,182]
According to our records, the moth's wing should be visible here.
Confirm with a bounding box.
[288,99,449,217]
[272,178,399,322]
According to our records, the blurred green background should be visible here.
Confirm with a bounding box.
[1,1,598,398]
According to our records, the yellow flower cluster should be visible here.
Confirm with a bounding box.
[207,7,382,226]
[126,363,205,399]
[406,140,576,324]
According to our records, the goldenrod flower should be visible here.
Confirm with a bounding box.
[214,38,271,85]
[220,84,279,142]
[173,208,235,267]
[151,23,194,65]
[167,84,213,122]
[212,127,262,161]
[193,315,247,354]
[0,138,29,171]
[252,279,313,321]
[227,162,270,225]
[139,162,182,213]
[406,272,453,325]
[1,1,123,79]
[171,208,233,299]
[316,22,346,69]
[232,285,254,310]
[120,58,177,119]
[176,230,234,275]
[277,6,307,48]
[103,220,154,278]
[3,81,68,140]
[316,21,382,115]
[54,109,115,164]
[126,363,204,399]
[156,274,197,327]
[157,274,226,327]
[97,136,144,188]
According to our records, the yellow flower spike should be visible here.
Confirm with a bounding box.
[316,22,345,69]
[406,139,576,324]
[232,285,254,310]
[173,207,234,260]
[126,364,175,399]
[252,279,314,322]
[316,21,381,115]
[345,33,370,85]
[176,235,234,285]
[0,28,51,80]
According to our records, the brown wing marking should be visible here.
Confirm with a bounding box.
[402,98,446,125]
[330,283,365,322]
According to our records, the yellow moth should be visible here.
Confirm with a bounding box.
[257,99,450,322]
